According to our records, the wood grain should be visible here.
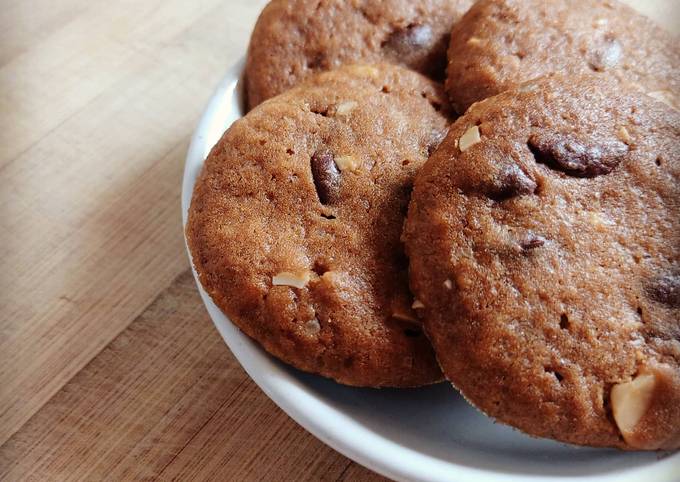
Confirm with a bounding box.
[0,0,677,480]
[0,0,268,445]
[0,271,385,481]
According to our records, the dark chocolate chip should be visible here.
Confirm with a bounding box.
[382,23,433,54]
[488,164,537,201]
[528,132,627,177]
[560,314,570,329]
[646,273,680,308]
[311,149,341,205]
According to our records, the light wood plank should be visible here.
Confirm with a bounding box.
[0,0,250,166]
[0,0,267,444]
[0,271,386,482]
[0,0,91,67]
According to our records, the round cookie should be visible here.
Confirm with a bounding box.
[445,0,680,114]
[245,0,472,109]
[187,64,448,387]
[404,74,680,448]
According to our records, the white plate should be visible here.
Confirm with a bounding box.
[181,59,680,482]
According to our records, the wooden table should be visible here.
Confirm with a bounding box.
[0,0,677,480]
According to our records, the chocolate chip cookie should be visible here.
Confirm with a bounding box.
[404,74,680,448]
[245,0,472,109]
[445,0,680,113]
[187,64,448,387]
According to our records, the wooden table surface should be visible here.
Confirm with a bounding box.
[0,0,677,480]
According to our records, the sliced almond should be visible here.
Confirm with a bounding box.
[348,65,379,77]
[303,318,321,334]
[335,101,358,117]
[272,271,311,289]
[611,373,656,444]
[459,126,481,152]
[617,126,633,145]
[334,155,361,172]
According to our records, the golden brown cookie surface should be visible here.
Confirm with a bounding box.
[404,75,680,448]
[445,0,679,113]
[245,0,472,109]
[188,64,448,387]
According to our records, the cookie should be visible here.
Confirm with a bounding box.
[187,64,448,387]
[245,0,472,109]
[445,0,680,113]
[404,74,680,449]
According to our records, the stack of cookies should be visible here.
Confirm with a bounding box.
[187,0,680,451]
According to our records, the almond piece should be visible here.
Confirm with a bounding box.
[272,271,311,289]
[334,155,361,172]
[611,373,656,444]
[459,126,481,152]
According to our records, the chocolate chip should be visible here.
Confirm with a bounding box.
[646,273,680,308]
[528,132,627,177]
[311,149,341,205]
[382,23,433,54]
[520,234,545,250]
[488,164,537,201]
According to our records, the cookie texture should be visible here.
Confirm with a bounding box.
[404,75,680,448]
[445,0,680,113]
[245,0,472,109]
[188,64,448,387]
